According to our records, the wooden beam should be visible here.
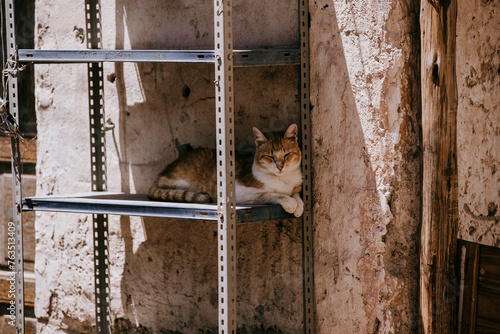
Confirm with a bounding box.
[419,0,459,333]
[457,240,479,334]
[0,136,37,164]
[0,272,35,307]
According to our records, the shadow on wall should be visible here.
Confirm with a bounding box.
[110,0,303,332]
[310,1,421,333]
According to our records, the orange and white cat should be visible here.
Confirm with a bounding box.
[148,124,303,217]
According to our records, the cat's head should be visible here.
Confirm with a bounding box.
[252,124,301,176]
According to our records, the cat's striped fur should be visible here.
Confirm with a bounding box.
[148,124,303,217]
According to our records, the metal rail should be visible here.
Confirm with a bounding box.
[214,0,237,332]
[4,0,25,332]
[299,0,316,332]
[85,0,111,332]
[18,49,300,67]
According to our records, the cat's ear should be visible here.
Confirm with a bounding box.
[284,124,298,142]
[253,127,268,147]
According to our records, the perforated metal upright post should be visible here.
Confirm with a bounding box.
[299,0,315,333]
[4,0,25,332]
[85,0,111,332]
[214,0,237,333]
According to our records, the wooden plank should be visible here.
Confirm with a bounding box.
[419,0,459,333]
[476,289,500,333]
[478,245,500,291]
[458,240,479,334]
[0,315,36,334]
[476,245,500,332]
[0,136,36,164]
[1,174,36,267]
[0,271,35,307]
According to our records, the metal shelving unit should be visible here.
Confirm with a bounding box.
[4,0,315,333]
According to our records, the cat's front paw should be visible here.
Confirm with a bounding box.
[279,196,298,215]
[293,196,304,217]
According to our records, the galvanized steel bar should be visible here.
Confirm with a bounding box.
[4,0,25,332]
[299,0,315,332]
[21,193,296,223]
[19,49,215,63]
[17,49,300,67]
[214,0,237,332]
[85,0,111,333]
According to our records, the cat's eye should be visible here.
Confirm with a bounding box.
[284,153,291,159]
[266,155,274,161]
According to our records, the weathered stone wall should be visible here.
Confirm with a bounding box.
[310,0,421,332]
[457,0,500,248]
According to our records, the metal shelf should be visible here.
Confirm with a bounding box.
[18,48,300,66]
[4,0,314,332]
[21,193,296,223]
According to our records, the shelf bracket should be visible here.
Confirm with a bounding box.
[85,0,111,333]
[299,0,316,333]
[214,0,237,333]
[4,0,25,332]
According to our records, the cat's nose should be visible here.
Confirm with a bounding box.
[276,164,283,171]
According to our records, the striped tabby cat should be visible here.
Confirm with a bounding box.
[148,124,303,217]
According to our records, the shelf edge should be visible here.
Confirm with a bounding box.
[18,49,300,66]
[22,193,297,223]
